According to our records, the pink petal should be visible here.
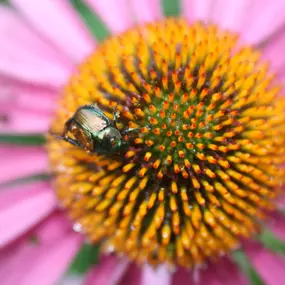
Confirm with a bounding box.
[202,259,249,285]
[11,0,95,62]
[20,234,82,285]
[269,214,285,240]
[210,0,251,32]
[277,194,285,208]
[33,212,74,244]
[0,231,82,285]
[183,0,285,47]
[142,265,171,285]
[130,0,162,23]
[57,275,85,285]
[176,258,249,285]
[0,78,57,115]
[171,268,193,285]
[0,184,57,247]
[117,263,141,285]
[241,0,285,45]
[0,110,51,133]
[280,73,285,87]
[0,181,50,213]
[0,77,55,132]
[245,243,285,285]
[262,28,285,73]
[0,147,47,184]
[84,255,129,285]
[0,105,52,134]
[0,212,72,254]
[86,0,133,33]
[182,0,213,23]
[0,7,71,87]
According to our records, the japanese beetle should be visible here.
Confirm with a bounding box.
[51,104,139,155]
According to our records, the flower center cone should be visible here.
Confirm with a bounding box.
[47,19,285,268]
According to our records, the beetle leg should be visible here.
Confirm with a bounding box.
[50,132,83,148]
[121,128,141,135]
[113,103,122,126]
[62,119,88,149]
[121,125,152,135]
[64,137,85,148]
[63,118,73,137]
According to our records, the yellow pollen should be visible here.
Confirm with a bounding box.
[48,18,285,269]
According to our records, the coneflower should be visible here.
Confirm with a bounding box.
[1,1,285,284]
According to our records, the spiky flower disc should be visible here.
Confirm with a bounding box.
[48,19,285,268]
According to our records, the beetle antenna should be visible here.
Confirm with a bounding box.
[113,103,120,126]
[49,132,65,141]
[49,132,82,148]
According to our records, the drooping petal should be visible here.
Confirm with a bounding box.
[210,0,251,32]
[240,0,285,45]
[21,235,82,285]
[0,182,48,210]
[0,213,67,264]
[0,78,56,114]
[10,0,95,62]
[0,113,50,133]
[0,146,47,184]
[0,7,71,87]
[32,212,74,244]
[211,0,285,46]
[182,0,285,46]
[83,255,129,285]
[117,263,141,285]
[56,275,85,285]
[171,268,193,285]
[245,243,285,285]
[269,214,285,240]
[280,73,285,88]
[182,0,213,23]
[142,265,171,285]
[262,28,285,73]
[184,258,250,285]
[86,0,133,33]
[0,183,57,247]
[0,225,82,285]
[130,0,162,24]
[0,78,57,133]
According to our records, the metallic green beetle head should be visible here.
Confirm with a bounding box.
[51,104,138,155]
[94,127,123,155]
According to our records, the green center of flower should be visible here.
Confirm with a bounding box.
[48,19,285,268]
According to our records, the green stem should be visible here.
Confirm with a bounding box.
[68,242,100,274]
[232,249,266,285]
[0,134,46,145]
[256,227,285,255]
[70,0,110,42]
[0,173,50,188]
[162,0,181,17]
